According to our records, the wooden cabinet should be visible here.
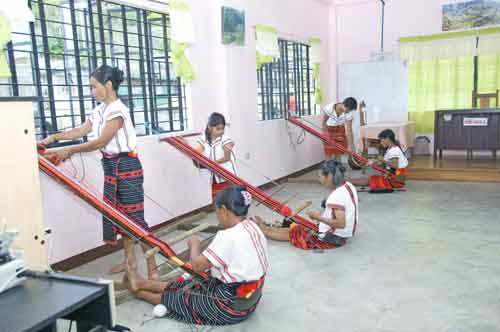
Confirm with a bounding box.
[0,97,48,268]
[434,109,500,159]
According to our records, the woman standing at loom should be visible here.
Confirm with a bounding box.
[40,64,158,279]
[322,97,359,160]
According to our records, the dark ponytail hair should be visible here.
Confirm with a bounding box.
[205,112,226,144]
[320,159,346,187]
[378,129,402,154]
[91,65,124,91]
[214,185,251,217]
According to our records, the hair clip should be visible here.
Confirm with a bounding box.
[240,191,252,206]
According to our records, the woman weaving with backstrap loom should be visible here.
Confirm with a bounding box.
[193,112,238,200]
[348,129,409,192]
[125,186,269,325]
[40,64,158,279]
[257,160,359,250]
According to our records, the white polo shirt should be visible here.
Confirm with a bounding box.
[384,146,408,169]
[323,102,353,127]
[203,219,269,283]
[196,134,238,183]
[318,181,358,238]
[88,99,137,155]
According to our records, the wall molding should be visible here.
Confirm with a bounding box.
[51,161,323,272]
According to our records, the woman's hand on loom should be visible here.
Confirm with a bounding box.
[45,147,73,162]
[40,135,56,146]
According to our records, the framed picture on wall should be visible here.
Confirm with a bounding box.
[221,6,245,46]
[443,0,500,31]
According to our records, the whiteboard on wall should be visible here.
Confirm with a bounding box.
[339,59,408,123]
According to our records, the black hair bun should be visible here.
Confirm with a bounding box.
[113,67,124,86]
[214,185,251,217]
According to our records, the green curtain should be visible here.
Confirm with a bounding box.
[169,0,196,83]
[309,37,323,105]
[408,57,474,132]
[478,54,500,107]
[255,25,278,70]
[0,15,12,78]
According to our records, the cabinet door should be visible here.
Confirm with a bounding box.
[437,113,467,149]
[0,101,48,268]
[467,114,500,150]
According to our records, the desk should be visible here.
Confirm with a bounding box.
[0,271,125,332]
[360,122,416,149]
[434,109,500,159]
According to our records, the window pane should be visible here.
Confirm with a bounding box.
[257,39,317,121]
[2,0,187,140]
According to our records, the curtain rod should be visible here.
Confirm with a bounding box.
[399,26,500,43]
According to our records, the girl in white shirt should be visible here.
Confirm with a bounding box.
[349,129,409,191]
[41,65,158,279]
[257,160,359,250]
[194,112,238,199]
[125,186,269,325]
[321,97,358,160]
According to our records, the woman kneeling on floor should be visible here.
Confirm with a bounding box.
[348,129,408,191]
[257,160,358,250]
[125,185,269,326]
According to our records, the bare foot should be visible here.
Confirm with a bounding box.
[108,258,138,275]
[107,261,126,275]
[125,263,144,292]
[148,269,159,280]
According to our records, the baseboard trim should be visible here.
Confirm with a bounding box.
[51,161,323,271]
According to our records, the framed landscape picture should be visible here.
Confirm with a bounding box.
[222,6,245,46]
[443,0,500,31]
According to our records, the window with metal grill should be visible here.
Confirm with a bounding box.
[0,0,187,139]
[257,39,319,121]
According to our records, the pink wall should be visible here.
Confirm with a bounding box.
[330,0,466,139]
[42,0,332,263]
[333,0,466,64]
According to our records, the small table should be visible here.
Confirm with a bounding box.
[360,121,416,150]
[0,271,126,332]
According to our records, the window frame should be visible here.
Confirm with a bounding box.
[0,0,188,140]
[257,39,318,121]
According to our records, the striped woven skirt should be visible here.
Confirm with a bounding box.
[161,277,261,325]
[288,224,346,250]
[324,125,347,159]
[101,155,150,244]
[369,168,408,190]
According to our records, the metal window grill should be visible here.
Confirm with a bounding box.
[0,0,187,139]
[257,39,318,121]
